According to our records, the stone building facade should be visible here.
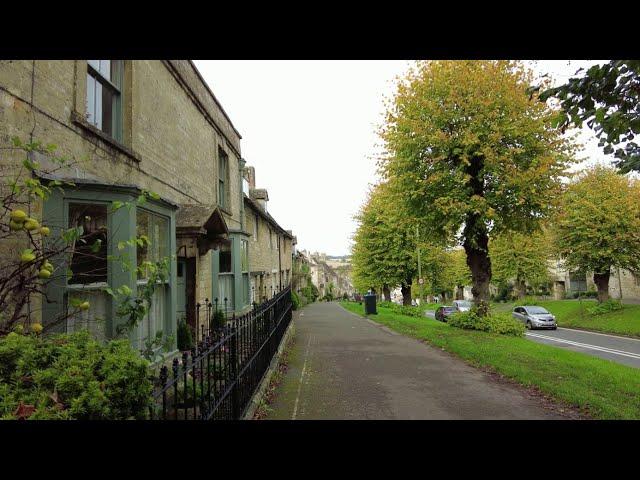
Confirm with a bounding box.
[242,166,294,304]
[0,60,254,350]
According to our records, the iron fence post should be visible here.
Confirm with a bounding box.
[230,323,240,419]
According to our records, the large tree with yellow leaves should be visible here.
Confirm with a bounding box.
[380,61,574,309]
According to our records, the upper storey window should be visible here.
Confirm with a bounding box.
[86,60,123,141]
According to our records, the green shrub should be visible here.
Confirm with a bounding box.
[587,299,623,315]
[0,331,152,419]
[579,289,598,299]
[291,290,300,311]
[448,310,525,337]
[177,318,194,351]
[211,309,226,331]
[378,302,424,318]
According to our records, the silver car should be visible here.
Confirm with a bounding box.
[453,300,472,312]
[512,306,557,330]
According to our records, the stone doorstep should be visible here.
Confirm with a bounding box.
[242,319,296,420]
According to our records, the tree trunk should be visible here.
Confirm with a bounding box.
[383,284,391,302]
[593,269,611,303]
[456,285,464,300]
[401,282,412,306]
[462,154,491,313]
[517,278,527,299]
[463,214,492,309]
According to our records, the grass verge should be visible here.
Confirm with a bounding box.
[341,301,640,419]
[252,329,295,420]
[492,299,640,338]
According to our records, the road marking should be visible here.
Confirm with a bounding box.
[558,327,640,342]
[526,332,640,360]
[292,336,312,420]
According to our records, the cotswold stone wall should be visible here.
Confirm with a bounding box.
[0,60,244,315]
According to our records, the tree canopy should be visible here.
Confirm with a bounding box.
[490,229,552,298]
[351,182,418,304]
[553,165,640,302]
[380,60,574,307]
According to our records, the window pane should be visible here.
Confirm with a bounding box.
[98,59,110,78]
[137,209,150,277]
[88,60,100,71]
[68,203,108,285]
[65,289,108,342]
[241,240,248,272]
[133,284,165,352]
[95,81,103,130]
[219,243,232,273]
[137,209,169,279]
[110,60,122,88]
[218,274,234,308]
[101,85,114,137]
[86,74,96,125]
[218,179,225,207]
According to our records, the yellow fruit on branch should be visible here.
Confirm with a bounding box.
[79,301,90,311]
[43,261,54,272]
[39,226,50,236]
[9,220,23,231]
[24,218,40,231]
[10,209,27,222]
[20,251,36,263]
[38,269,52,279]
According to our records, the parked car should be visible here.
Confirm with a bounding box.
[435,305,457,322]
[453,300,472,312]
[512,306,557,330]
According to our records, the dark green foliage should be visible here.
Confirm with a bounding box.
[586,299,623,316]
[177,318,194,351]
[291,290,300,311]
[211,309,226,331]
[537,61,640,173]
[0,331,152,419]
[377,301,424,318]
[448,310,525,337]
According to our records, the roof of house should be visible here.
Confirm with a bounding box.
[176,204,229,238]
[244,194,294,239]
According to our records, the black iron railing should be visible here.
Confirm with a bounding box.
[149,286,293,420]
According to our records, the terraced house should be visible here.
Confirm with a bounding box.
[0,60,254,351]
[242,166,294,304]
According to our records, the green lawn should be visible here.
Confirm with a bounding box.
[491,299,640,338]
[340,301,640,419]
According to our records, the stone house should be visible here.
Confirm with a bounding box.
[549,260,640,301]
[0,60,253,350]
[242,166,294,304]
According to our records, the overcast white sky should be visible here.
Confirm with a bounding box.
[193,60,608,256]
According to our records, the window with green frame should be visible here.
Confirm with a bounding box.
[218,240,234,310]
[86,60,123,141]
[134,208,170,351]
[65,202,110,342]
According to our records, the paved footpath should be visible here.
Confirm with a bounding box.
[266,302,566,420]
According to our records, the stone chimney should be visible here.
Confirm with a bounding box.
[245,166,256,189]
[250,188,269,210]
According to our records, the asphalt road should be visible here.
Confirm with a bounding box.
[266,302,566,419]
[425,310,640,368]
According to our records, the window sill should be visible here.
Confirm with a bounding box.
[71,111,141,163]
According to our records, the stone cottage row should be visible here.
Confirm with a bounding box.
[0,60,296,350]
